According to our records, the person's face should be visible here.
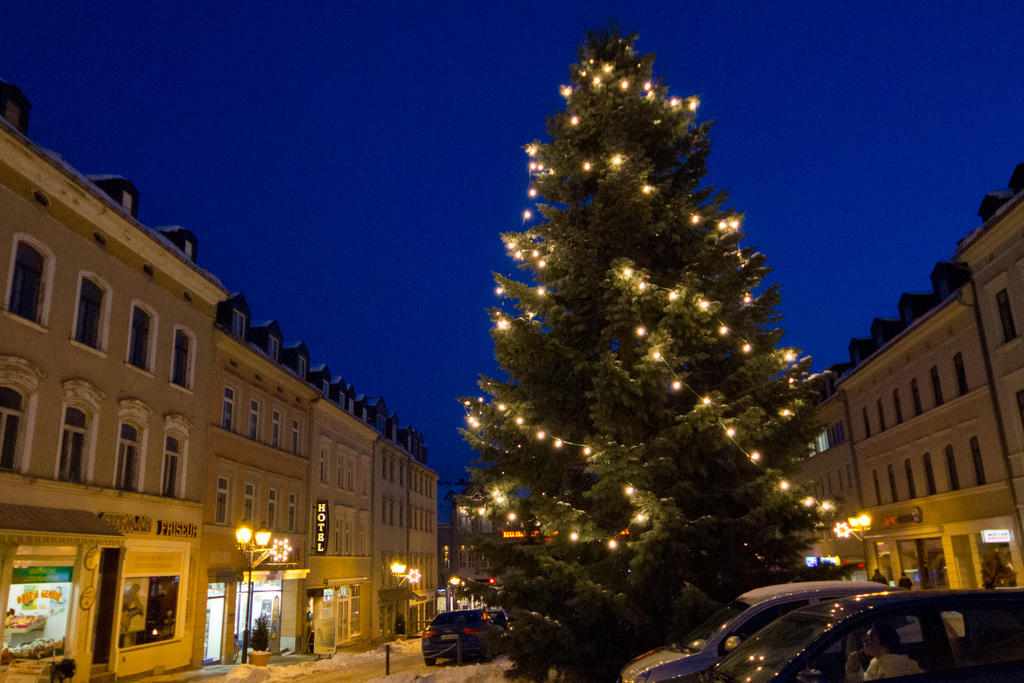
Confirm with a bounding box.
[863,628,886,657]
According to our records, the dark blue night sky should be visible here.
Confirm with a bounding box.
[4,2,1024,493]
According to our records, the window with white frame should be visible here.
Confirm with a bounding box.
[268,336,280,361]
[127,304,155,371]
[116,423,141,491]
[222,387,236,430]
[288,493,296,531]
[336,454,343,487]
[7,239,52,325]
[267,489,278,528]
[346,458,354,490]
[297,357,307,378]
[334,518,341,553]
[344,518,352,554]
[161,436,181,497]
[230,309,246,338]
[0,386,23,471]
[58,407,88,483]
[171,328,193,388]
[243,483,255,522]
[271,410,281,448]
[216,477,229,523]
[248,399,261,440]
[73,276,107,349]
[291,418,302,455]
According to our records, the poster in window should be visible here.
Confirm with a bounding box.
[120,578,149,647]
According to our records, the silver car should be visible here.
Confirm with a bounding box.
[619,580,887,682]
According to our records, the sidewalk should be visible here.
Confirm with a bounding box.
[128,652,321,682]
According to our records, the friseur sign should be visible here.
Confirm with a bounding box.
[98,512,198,538]
[313,500,329,554]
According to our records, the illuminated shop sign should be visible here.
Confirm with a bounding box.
[97,513,198,538]
[314,500,329,554]
[982,529,1012,543]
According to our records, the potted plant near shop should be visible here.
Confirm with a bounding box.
[249,615,272,666]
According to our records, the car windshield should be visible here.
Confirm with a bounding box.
[713,605,833,683]
[679,601,747,653]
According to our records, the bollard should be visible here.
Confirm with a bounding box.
[385,643,391,675]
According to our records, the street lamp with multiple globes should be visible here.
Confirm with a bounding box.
[235,525,291,663]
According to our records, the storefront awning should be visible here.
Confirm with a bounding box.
[0,503,122,537]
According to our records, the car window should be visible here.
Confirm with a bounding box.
[682,601,747,653]
[729,600,810,647]
[802,611,929,681]
[715,610,832,683]
[431,610,481,626]
[941,604,1024,670]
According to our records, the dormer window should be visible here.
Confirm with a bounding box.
[297,357,307,378]
[231,310,246,338]
[268,337,280,361]
[122,190,134,213]
[322,379,329,395]
[4,100,21,128]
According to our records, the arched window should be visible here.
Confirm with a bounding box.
[59,407,87,482]
[161,414,191,499]
[161,436,180,497]
[8,242,44,321]
[74,277,106,348]
[128,305,153,370]
[0,386,23,470]
[170,328,194,388]
[117,424,140,491]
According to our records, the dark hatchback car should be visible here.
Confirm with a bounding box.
[707,590,1024,682]
[421,608,504,665]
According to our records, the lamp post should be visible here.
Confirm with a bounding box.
[235,526,291,663]
[389,562,420,634]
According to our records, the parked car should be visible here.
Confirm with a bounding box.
[421,608,504,666]
[709,589,1024,682]
[619,581,887,682]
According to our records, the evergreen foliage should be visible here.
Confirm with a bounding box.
[461,24,824,681]
[251,614,271,652]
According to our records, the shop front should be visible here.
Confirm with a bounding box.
[203,567,307,664]
[0,503,124,681]
[306,556,370,653]
[863,500,1022,589]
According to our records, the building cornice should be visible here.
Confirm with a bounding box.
[0,124,227,307]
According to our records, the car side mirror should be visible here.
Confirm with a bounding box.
[723,635,742,652]
[796,668,827,683]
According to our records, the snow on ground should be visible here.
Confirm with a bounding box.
[221,639,514,682]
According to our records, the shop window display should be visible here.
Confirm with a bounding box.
[119,576,179,647]
[982,543,1017,589]
[3,566,72,660]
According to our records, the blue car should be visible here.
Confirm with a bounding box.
[421,609,504,665]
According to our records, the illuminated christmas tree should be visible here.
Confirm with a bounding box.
[460,25,824,680]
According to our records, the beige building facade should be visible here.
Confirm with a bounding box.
[1,77,440,680]
[801,162,1024,592]
[0,80,222,681]
[196,306,315,665]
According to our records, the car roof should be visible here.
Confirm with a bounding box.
[737,580,887,604]
[818,588,1024,613]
